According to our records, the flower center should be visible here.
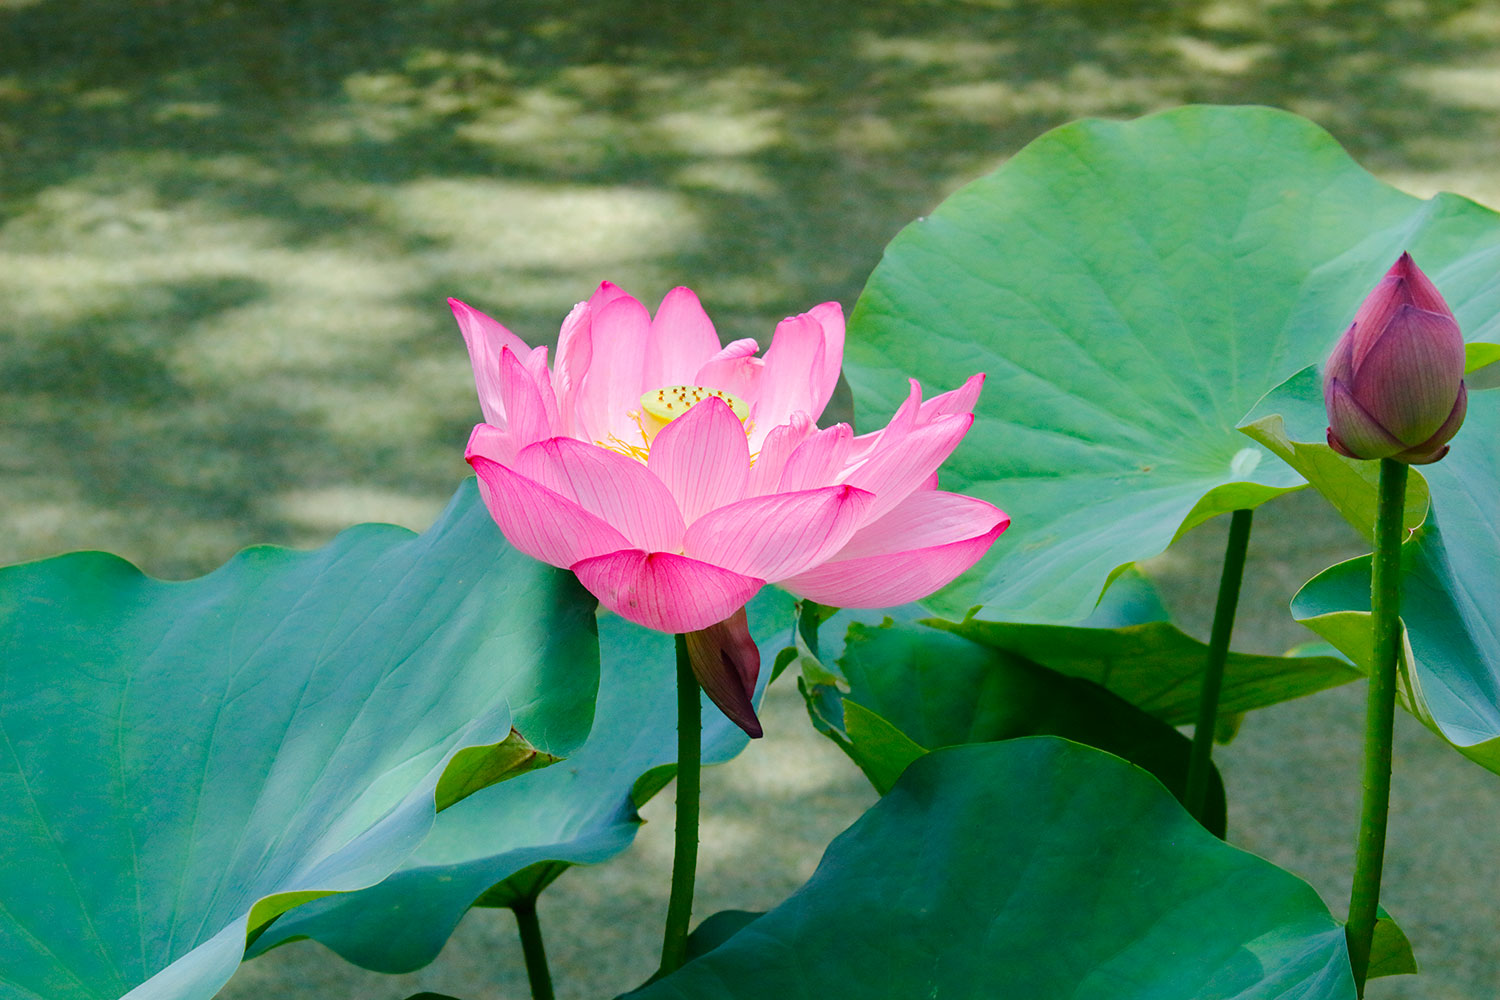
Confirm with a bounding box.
[595,385,752,463]
[640,385,750,425]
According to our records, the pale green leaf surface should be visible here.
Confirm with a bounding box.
[0,481,598,1000]
[847,105,1500,623]
[634,739,1354,1000]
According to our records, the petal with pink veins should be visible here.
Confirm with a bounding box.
[1349,305,1465,441]
[571,550,764,633]
[647,396,751,524]
[469,455,634,569]
[684,484,874,581]
[571,293,652,446]
[466,421,520,468]
[778,423,852,492]
[745,412,815,496]
[450,298,532,426]
[841,412,975,522]
[497,347,552,451]
[645,287,722,389]
[1325,379,1404,459]
[516,437,686,551]
[918,372,985,420]
[751,312,826,433]
[804,301,846,415]
[779,491,1009,607]
[695,339,764,409]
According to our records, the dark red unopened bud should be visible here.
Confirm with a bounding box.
[1323,253,1467,465]
[684,606,762,738]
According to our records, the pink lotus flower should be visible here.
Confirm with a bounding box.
[454,283,1007,730]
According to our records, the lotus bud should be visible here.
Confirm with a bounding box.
[684,607,763,738]
[1323,253,1467,465]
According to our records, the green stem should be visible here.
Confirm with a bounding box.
[1346,458,1409,995]
[658,633,702,977]
[1184,507,1254,823]
[511,896,555,1000]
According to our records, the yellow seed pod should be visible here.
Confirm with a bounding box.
[640,385,750,424]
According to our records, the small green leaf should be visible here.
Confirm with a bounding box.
[1367,906,1420,980]
[1239,364,1429,539]
[634,740,1354,999]
[930,616,1357,725]
[838,700,927,795]
[435,729,561,812]
[1465,341,1500,374]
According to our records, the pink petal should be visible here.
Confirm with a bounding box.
[646,396,751,524]
[805,301,846,417]
[571,550,764,633]
[751,312,827,433]
[521,345,561,432]
[515,437,686,551]
[572,293,652,446]
[466,421,520,468]
[847,379,922,466]
[695,340,764,409]
[684,606,763,738]
[778,423,852,492]
[683,484,875,581]
[841,412,975,521]
[1397,382,1468,464]
[1350,305,1466,441]
[468,454,634,568]
[450,298,532,426]
[1325,378,1404,459]
[645,287,722,389]
[918,372,985,420]
[745,411,816,496]
[779,491,1009,607]
[497,348,552,451]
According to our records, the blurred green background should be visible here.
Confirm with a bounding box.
[2,1,1497,998]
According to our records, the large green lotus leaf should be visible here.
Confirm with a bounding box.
[633,738,1354,1000]
[0,481,598,1000]
[246,589,794,974]
[1292,389,1500,772]
[800,617,1228,835]
[846,104,1500,623]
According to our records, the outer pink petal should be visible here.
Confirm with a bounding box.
[515,437,686,551]
[522,345,561,432]
[918,372,985,420]
[847,379,922,466]
[554,286,628,437]
[745,411,815,496]
[573,294,652,445]
[684,607,763,738]
[805,301,845,416]
[468,455,634,568]
[571,550,764,633]
[1326,378,1404,459]
[497,347,552,451]
[778,423,852,492]
[1350,305,1465,441]
[450,298,532,426]
[466,421,520,468]
[647,396,750,524]
[645,287,722,389]
[683,484,875,581]
[779,491,1009,607]
[841,413,975,522]
[751,312,826,433]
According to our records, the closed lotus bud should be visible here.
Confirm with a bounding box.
[1323,253,1467,465]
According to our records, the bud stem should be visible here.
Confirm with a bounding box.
[658,633,702,978]
[1345,457,1409,995]
[1184,507,1254,825]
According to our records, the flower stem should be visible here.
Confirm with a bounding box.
[1184,507,1254,823]
[511,896,555,1000]
[658,633,701,978]
[1346,457,1409,995]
